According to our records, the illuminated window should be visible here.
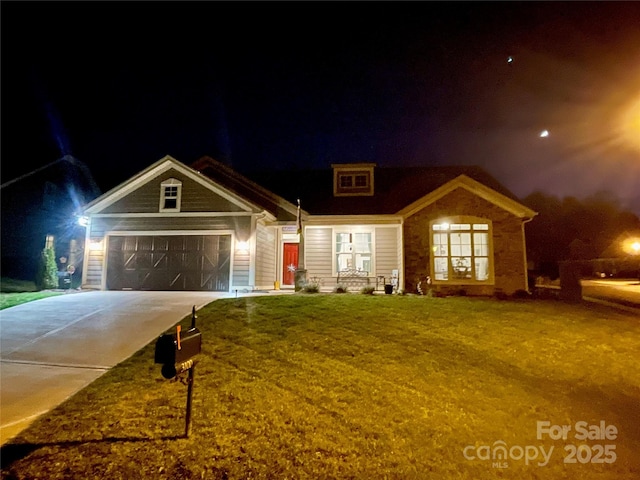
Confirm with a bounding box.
[431,220,492,283]
[160,178,182,212]
[335,231,372,273]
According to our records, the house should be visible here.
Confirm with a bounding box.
[1,155,100,283]
[79,155,537,295]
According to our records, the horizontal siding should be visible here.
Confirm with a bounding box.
[101,170,245,214]
[255,225,276,289]
[305,227,333,287]
[84,251,104,286]
[233,250,250,287]
[375,226,401,281]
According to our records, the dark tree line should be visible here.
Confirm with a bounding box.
[523,191,640,278]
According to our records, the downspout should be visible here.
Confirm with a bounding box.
[522,215,536,292]
[400,217,405,292]
[80,215,91,288]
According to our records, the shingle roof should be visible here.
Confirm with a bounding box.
[244,165,523,215]
[192,156,525,216]
[191,156,297,221]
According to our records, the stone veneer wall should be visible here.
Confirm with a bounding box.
[403,188,528,296]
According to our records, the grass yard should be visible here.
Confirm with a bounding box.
[0,291,63,310]
[0,278,62,310]
[1,295,639,479]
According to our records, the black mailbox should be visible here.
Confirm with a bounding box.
[155,326,202,379]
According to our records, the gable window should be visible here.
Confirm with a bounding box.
[335,231,372,273]
[332,163,375,196]
[431,219,492,283]
[339,173,369,189]
[160,178,182,212]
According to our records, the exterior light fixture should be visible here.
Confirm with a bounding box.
[77,215,89,227]
[236,240,249,252]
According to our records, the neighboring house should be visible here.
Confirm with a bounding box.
[1,155,100,282]
[590,231,640,278]
[79,155,537,295]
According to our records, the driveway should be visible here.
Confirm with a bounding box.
[0,290,271,445]
[581,278,640,312]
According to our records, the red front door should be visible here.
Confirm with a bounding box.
[282,243,299,286]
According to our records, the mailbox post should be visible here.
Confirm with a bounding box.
[154,305,201,437]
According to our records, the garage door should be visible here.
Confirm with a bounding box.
[106,235,231,291]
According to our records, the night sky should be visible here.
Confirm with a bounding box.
[2,1,640,214]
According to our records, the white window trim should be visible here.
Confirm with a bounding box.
[159,178,182,212]
[332,227,375,275]
[429,216,495,285]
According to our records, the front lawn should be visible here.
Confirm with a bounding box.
[0,292,63,310]
[0,278,63,310]
[1,295,639,479]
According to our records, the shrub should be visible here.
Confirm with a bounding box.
[37,247,58,290]
[302,282,320,293]
[360,285,375,295]
[334,284,348,294]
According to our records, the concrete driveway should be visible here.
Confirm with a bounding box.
[0,290,243,445]
[581,278,640,312]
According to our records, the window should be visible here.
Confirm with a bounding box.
[337,173,370,190]
[335,231,372,273]
[159,178,182,212]
[332,163,375,196]
[339,175,354,188]
[354,174,368,187]
[431,220,491,282]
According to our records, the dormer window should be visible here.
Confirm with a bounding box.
[160,178,182,212]
[332,163,375,196]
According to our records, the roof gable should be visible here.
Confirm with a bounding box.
[397,174,538,219]
[83,155,260,214]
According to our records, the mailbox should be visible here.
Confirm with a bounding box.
[155,326,202,379]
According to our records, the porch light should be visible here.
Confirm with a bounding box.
[77,215,89,227]
[89,240,103,251]
[236,240,249,252]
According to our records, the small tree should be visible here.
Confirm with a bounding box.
[37,246,59,290]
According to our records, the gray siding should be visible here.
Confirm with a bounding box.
[102,169,245,214]
[375,226,401,282]
[233,250,250,287]
[304,227,333,287]
[84,250,104,287]
[255,224,276,289]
